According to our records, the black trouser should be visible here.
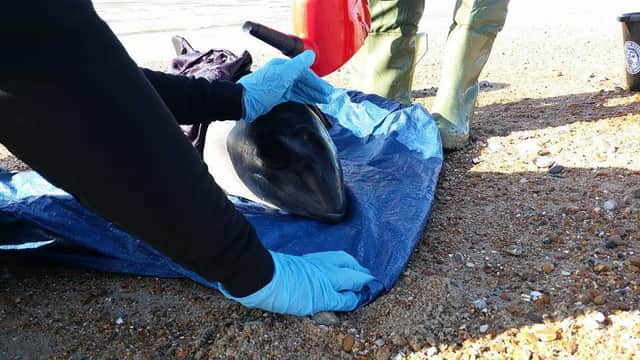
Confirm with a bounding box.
[0,0,273,297]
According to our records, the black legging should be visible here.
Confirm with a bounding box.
[0,0,273,297]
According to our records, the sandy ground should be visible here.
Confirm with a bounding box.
[3,1,640,358]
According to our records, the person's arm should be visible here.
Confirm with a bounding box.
[141,69,245,124]
[0,0,272,296]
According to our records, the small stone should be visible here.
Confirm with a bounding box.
[593,294,607,305]
[479,324,489,333]
[584,311,607,330]
[603,199,618,211]
[529,291,543,302]
[465,262,476,268]
[542,236,553,245]
[606,235,625,248]
[532,324,558,342]
[614,86,625,94]
[593,263,609,273]
[561,270,571,276]
[548,164,564,175]
[542,263,555,273]
[472,157,481,164]
[576,291,592,304]
[342,334,355,352]
[628,256,640,266]
[472,299,488,311]
[115,317,124,325]
[506,246,525,256]
[535,156,555,168]
[451,252,465,263]
[312,312,340,327]
[628,265,640,273]
[632,189,640,199]
[527,312,544,323]
[374,339,385,347]
[554,70,564,77]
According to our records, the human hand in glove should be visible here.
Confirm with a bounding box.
[237,50,334,122]
[220,250,374,316]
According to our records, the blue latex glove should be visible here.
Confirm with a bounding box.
[220,250,374,316]
[237,50,334,122]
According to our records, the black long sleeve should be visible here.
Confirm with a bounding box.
[141,69,245,124]
[0,0,273,297]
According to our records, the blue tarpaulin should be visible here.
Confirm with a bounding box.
[0,90,442,307]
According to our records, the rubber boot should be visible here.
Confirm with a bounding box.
[350,0,425,105]
[432,0,509,150]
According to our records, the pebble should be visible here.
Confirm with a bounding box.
[312,312,340,327]
[527,312,544,323]
[534,156,555,168]
[451,252,465,263]
[542,263,555,273]
[628,256,640,266]
[517,139,542,155]
[530,291,543,301]
[593,263,609,273]
[605,235,625,249]
[472,157,481,164]
[593,294,607,305]
[342,334,355,352]
[629,265,640,273]
[576,291,592,304]
[479,324,489,333]
[614,86,625,94]
[115,317,124,325]
[584,312,607,330]
[603,199,618,211]
[472,299,488,311]
[374,339,385,347]
[506,246,525,256]
[465,262,476,268]
[548,164,564,175]
[532,324,558,342]
[632,189,640,199]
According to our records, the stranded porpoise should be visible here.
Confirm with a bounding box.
[170,36,347,223]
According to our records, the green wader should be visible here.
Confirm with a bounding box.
[350,0,425,105]
[433,0,510,150]
[351,0,509,150]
